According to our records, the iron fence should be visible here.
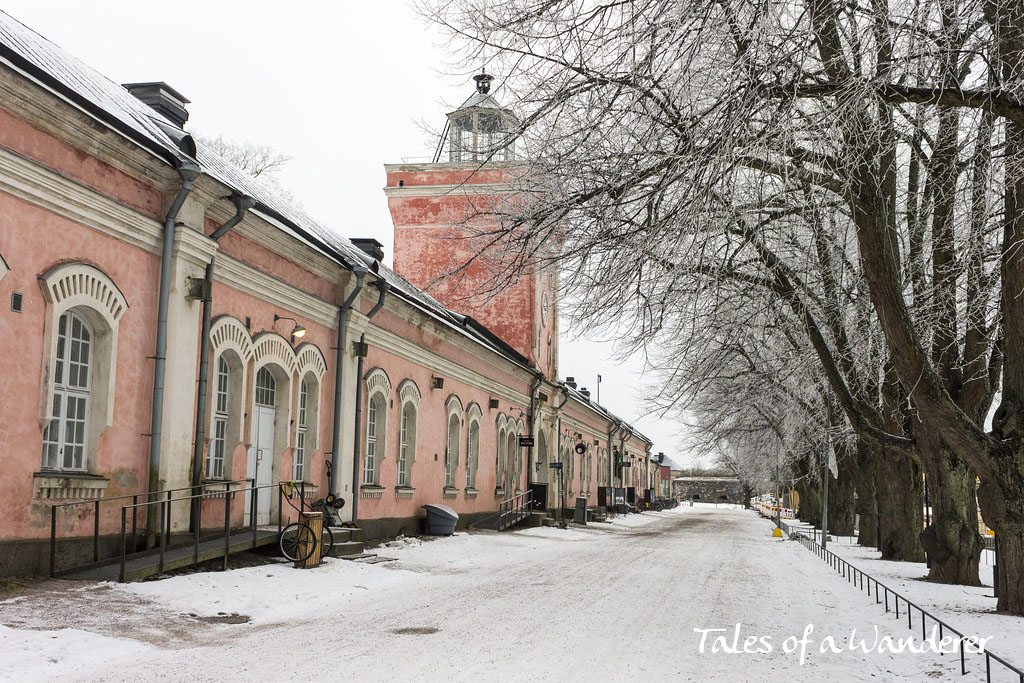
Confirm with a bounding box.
[780,520,1023,682]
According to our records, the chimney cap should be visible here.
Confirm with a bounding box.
[565,376,577,389]
[352,238,384,262]
[123,81,190,128]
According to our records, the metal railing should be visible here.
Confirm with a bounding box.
[497,490,534,531]
[469,490,536,531]
[781,520,1024,682]
[49,480,252,578]
[51,480,317,581]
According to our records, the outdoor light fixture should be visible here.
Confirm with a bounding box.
[274,314,307,342]
[431,376,445,389]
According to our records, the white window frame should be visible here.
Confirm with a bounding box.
[293,378,308,481]
[395,379,421,488]
[465,403,481,489]
[208,355,230,479]
[444,394,463,489]
[362,368,392,487]
[41,310,92,472]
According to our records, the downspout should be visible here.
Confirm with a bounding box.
[330,266,367,497]
[350,279,390,523]
[190,196,255,519]
[148,162,201,524]
[553,386,570,518]
[608,419,625,512]
[526,373,543,487]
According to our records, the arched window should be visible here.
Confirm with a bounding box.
[293,378,309,481]
[466,421,479,488]
[362,368,391,488]
[364,392,386,485]
[207,317,252,482]
[38,264,127,488]
[41,310,92,471]
[395,379,420,488]
[445,413,460,488]
[255,367,276,406]
[207,355,230,479]
[398,402,416,486]
[506,431,518,491]
[495,414,508,492]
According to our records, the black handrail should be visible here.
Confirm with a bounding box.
[780,520,1024,682]
[49,478,253,578]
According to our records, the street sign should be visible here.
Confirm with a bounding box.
[548,462,563,469]
[519,436,535,447]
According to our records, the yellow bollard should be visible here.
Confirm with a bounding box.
[772,527,783,538]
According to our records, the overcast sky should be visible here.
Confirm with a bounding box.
[4,0,701,467]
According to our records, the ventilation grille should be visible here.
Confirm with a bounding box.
[11,291,22,312]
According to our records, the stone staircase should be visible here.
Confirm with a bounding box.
[323,527,365,558]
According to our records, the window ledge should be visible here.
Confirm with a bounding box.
[464,487,478,499]
[33,472,110,501]
[360,485,385,500]
[200,479,242,498]
[395,486,415,499]
[442,486,459,499]
[494,487,506,498]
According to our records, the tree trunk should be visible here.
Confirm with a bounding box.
[874,446,926,561]
[855,441,879,547]
[829,455,856,536]
[917,430,983,585]
[977,474,1024,613]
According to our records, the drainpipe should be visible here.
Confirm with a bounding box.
[190,195,255,526]
[526,373,543,487]
[148,162,201,534]
[349,279,390,523]
[330,267,367,496]
[553,386,570,517]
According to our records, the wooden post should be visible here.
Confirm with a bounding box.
[297,511,324,568]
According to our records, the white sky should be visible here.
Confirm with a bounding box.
[3,0,700,466]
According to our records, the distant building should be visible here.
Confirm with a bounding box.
[673,476,745,504]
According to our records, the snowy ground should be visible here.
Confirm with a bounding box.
[783,519,1024,681]
[1,506,1018,681]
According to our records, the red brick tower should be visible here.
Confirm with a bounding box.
[385,73,558,377]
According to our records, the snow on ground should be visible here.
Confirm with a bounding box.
[0,506,1018,682]
[782,521,1024,679]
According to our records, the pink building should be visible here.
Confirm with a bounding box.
[0,12,653,576]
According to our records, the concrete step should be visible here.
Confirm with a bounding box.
[325,526,364,544]
[327,540,364,557]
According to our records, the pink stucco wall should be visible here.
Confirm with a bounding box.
[0,190,160,540]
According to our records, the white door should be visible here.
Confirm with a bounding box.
[246,406,274,525]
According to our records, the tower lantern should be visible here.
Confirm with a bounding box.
[447,69,519,163]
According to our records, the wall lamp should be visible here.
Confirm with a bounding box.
[274,314,307,342]
[431,376,445,389]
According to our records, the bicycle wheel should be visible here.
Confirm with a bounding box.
[279,522,317,563]
[320,525,334,558]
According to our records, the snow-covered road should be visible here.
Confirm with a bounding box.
[0,506,996,681]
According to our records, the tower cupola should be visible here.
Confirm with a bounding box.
[445,70,519,163]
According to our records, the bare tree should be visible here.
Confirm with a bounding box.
[423,0,1024,612]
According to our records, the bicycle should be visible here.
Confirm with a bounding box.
[277,485,342,563]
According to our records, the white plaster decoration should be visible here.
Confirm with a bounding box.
[364,367,392,397]
[395,486,415,499]
[397,378,421,407]
[252,332,299,376]
[37,263,127,474]
[210,316,255,364]
[443,487,458,499]
[33,473,109,501]
[295,343,328,382]
[445,394,464,419]
[360,486,384,499]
